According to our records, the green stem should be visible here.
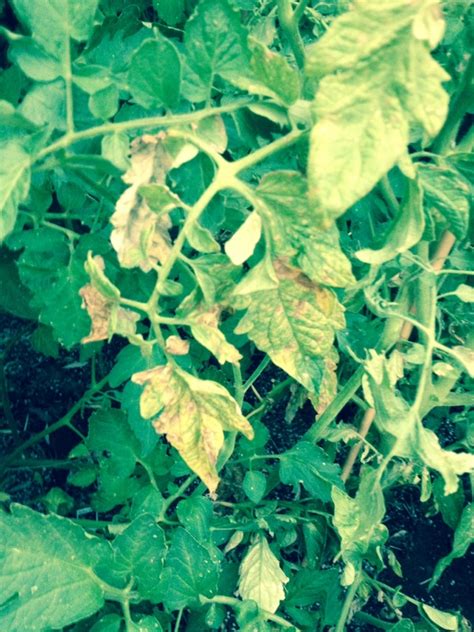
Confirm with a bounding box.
[33,99,254,164]
[277,0,306,69]
[335,571,362,632]
[353,612,393,630]
[243,355,271,393]
[0,375,109,472]
[378,175,399,217]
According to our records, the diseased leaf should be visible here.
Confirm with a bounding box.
[0,504,115,631]
[128,37,181,110]
[279,442,343,502]
[256,171,354,287]
[365,351,474,494]
[0,142,31,241]
[80,284,140,344]
[110,134,195,271]
[233,260,345,394]
[241,37,300,105]
[332,469,388,583]
[132,363,253,492]
[417,163,471,239]
[357,181,424,264]
[158,527,220,610]
[238,534,289,614]
[190,312,242,365]
[307,0,449,223]
[182,0,250,102]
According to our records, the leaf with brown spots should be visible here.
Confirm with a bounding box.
[80,285,140,344]
[110,133,196,271]
[232,260,345,395]
[132,364,253,492]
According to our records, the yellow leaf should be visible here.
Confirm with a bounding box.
[132,364,253,492]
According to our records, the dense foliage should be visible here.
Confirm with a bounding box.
[0,0,473,630]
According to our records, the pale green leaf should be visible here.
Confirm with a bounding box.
[190,321,242,365]
[182,0,250,102]
[128,37,181,110]
[238,534,289,613]
[132,363,253,492]
[158,527,220,610]
[357,181,424,264]
[0,142,31,242]
[417,163,471,239]
[307,0,449,223]
[256,171,354,287]
[447,284,474,303]
[189,254,242,304]
[101,133,130,172]
[430,503,473,589]
[225,211,262,265]
[186,219,220,254]
[0,504,114,631]
[233,261,345,394]
[238,37,300,105]
[422,604,459,631]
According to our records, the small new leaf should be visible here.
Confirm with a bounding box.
[238,534,289,613]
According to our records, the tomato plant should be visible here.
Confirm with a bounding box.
[0,0,473,630]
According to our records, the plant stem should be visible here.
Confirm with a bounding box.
[0,375,109,472]
[335,571,362,632]
[33,98,255,164]
[277,0,306,69]
[243,355,271,393]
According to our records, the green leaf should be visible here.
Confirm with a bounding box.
[417,163,471,239]
[307,0,449,223]
[154,0,185,26]
[182,0,250,102]
[0,142,31,241]
[233,261,345,394]
[255,171,354,287]
[279,442,343,502]
[113,515,167,602]
[159,527,220,610]
[0,504,115,631]
[357,181,424,263]
[11,0,99,58]
[238,534,289,614]
[430,503,473,588]
[89,84,119,120]
[128,37,181,110]
[176,496,213,543]
[243,471,267,503]
[132,363,254,493]
[86,407,143,511]
[285,568,343,626]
